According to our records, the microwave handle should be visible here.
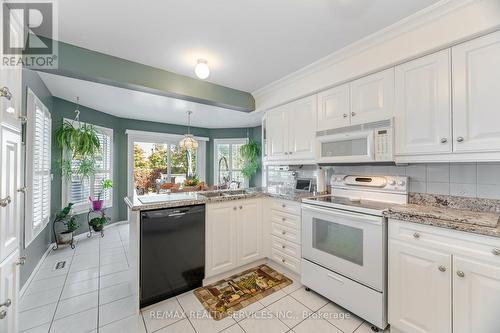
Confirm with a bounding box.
[302,204,382,225]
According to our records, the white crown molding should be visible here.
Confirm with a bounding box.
[252,0,494,111]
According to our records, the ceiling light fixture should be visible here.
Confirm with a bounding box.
[194,59,210,79]
[179,111,198,150]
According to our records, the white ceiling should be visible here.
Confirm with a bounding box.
[38,72,263,128]
[55,0,439,92]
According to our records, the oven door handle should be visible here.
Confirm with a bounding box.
[327,273,344,284]
[302,204,382,225]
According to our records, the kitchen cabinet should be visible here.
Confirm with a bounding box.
[0,250,19,333]
[394,50,452,155]
[388,220,500,333]
[389,240,452,333]
[266,95,316,163]
[452,31,500,153]
[317,83,350,131]
[205,198,263,278]
[453,256,500,333]
[0,126,21,263]
[350,68,394,125]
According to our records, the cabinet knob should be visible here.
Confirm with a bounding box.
[457,271,465,278]
[413,232,420,239]
[440,138,448,144]
[342,113,348,118]
[282,204,286,208]
[492,248,500,256]
[239,206,242,209]
[457,137,464,143]
[0,87,12,101]
[0,310,6,320]
[282,245,285,249]
[0,299,11,308]
[284,152,288,155]
[351,112,356,117]
[233,207,237,210]
[282,231,286,235]
[281,259,286,263]
[16,256,26,266]
[17,187,27,193]
[438,265,446,272]
[0,196,11,208]
[282,217,286,222]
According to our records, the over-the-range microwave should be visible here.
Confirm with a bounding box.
[316,119,393,163]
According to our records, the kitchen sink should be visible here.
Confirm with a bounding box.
[223,190,247,196]
[199,189,249,198]
[199,192,227,198]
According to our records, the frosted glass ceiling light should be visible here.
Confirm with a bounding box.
[195,59,210,79]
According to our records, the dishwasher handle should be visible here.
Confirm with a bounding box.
[141,204,205,220]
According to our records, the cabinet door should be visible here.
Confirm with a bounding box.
[453,256,500,333]
[452,31,500,152]
[394,49,452,155]
[267,106,288,160]
[206,202,237,277]
[350,68,394,125]
[0,127,21,263]
[237,199,262,266]
[288,95,316,160]
[0,250,19,333]
[388,240,452,333]
[317,84,350,131]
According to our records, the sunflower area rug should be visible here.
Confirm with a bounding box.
[193,264,293,320]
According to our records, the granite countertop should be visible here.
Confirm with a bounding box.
[124,188,317,211]
[384,193,500,238]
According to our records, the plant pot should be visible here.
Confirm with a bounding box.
[91,224,104,232]
[57,230,73,244]
[91,200,103,211]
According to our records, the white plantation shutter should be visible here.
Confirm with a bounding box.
[25,88,51,246]
[62,121,113,213]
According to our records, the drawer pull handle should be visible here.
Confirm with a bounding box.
[0,196,11,208]
[413,232,420,239]
[327,273,344,284]
[282,231,286,235]
[492,248,500,256]
[0,87,12,100]
[457,271,465,278]
[233,207,237,210]
[438,265,446,272]
[0,299,11,308]
[239,206,243,209]
[16,256,26,266]
[0,310,6,320]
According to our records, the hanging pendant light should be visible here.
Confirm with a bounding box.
[179,111,198,150]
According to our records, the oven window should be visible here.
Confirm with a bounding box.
[321,138,367,157]
[312,218,364,266]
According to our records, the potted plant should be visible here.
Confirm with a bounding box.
[53,203,80,246]
[89,179,113,211]
[89,213,109,232]
[240,139,261,179]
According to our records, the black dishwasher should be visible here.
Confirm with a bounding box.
[140,204,205,307]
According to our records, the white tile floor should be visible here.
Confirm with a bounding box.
[20,223,389,333]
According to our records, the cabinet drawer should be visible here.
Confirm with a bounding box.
[269,199,301,216]
[271,248,301,274]
[389,220,500,263]
[270,210,300,230]
[271,235,301,259]
[271,222,301,244]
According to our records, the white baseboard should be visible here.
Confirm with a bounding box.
[19,244,52,298]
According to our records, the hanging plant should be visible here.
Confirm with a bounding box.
[240,139,261,179]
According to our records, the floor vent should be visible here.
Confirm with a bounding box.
[54,261,66,270]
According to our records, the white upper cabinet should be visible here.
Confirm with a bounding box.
[287,95,316,160]
[267,105,289,160]
[452,31,500,153]
[350,68,394,125]
[395,49,452,155]
[317,83,350,131]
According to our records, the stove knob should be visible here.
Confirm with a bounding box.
[388,180,396,186]
[398,180,406,186]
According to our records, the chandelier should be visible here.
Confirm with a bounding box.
[179,111,198,150]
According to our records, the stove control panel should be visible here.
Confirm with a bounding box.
[330,175,408,193]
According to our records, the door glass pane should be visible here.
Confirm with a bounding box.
[312,218,363,266]
[321,138,367,157]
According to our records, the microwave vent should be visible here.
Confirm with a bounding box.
[316,119,392,137]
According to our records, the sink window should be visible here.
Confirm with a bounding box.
[214,138,248,188]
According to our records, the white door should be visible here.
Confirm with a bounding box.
[388,240,452,333]
[237,199,262,266]
[452,31,500,153]
[394,49,452,155]
[267,106,288,160]
[453,256,500,333]
[287,95,316,160]
[0,127,21,263]
[350,68,394,125]
[205,202,237,277]
[317,83,350,131]
[0,250,19,333]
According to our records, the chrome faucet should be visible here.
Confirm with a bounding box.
[217,156,230,189]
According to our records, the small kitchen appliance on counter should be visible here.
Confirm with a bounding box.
[301,174,408,330]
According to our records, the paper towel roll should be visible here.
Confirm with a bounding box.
[317,168,327,193]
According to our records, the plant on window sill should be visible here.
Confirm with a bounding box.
[240,139,261,179]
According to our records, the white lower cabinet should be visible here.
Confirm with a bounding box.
[389,220,500,333]
[205,199,263,278]
[0,250,19,333]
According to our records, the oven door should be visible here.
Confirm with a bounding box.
[302,204,384,291]
[316,130,375,163]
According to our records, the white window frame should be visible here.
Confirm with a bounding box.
[25,88,51,246]
[213,138,249,188]
[61,119,113,214]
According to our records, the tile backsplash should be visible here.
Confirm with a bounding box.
[265,163,500,200]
